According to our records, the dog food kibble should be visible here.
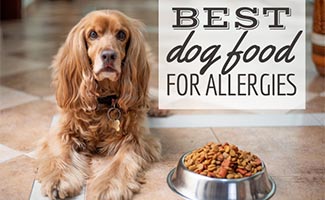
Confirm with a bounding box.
[184,142,263,179]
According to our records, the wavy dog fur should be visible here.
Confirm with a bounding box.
[37,10,161,200]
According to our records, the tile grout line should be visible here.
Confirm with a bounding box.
[209,128,221,143]
[0,144,37,164]
[0,85,41,110]
[25,150,38,160]
[0,144,25,164]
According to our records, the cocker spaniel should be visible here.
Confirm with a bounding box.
[37,10,161,200]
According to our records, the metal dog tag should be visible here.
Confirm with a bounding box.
[107,106,121,132]
[111,119,120,132]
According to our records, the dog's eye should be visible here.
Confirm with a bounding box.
[116,30,126,41]
[89,31,98,39]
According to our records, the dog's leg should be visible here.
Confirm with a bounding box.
[90,135,161,200]
[37,132,89,199]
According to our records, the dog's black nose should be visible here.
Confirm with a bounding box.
[101,50,117,63]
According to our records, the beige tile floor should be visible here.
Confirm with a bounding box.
[0,0,324,200]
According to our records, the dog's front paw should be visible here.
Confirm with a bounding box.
[40,177,83,200]
[91,177,141,200]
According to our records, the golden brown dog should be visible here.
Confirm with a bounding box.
[37,10,161,200]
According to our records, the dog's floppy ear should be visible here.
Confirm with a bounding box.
[52,18,97,111]
[118,19,150,112]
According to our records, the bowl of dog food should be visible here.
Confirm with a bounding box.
[167,142,276,200]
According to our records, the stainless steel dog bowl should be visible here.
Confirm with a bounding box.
[167,153,276,200]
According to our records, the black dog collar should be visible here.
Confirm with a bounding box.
[97,95,122,132]
[97,95,118,106]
